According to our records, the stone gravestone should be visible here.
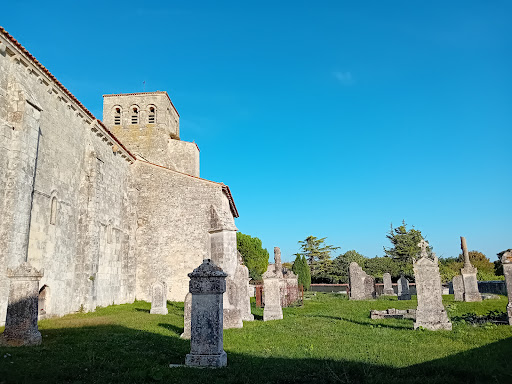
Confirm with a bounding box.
[349,262,375,300]
[180,292,192,339]
[150,281,168,315]
[274,247,283,278]
[452,275,464,301]
[498,249,512,325]
[460,237,482,302]
[262,267,283,321]
[413,240,452,331]
[185,259,227,368]
[0,262,44,346]
[397,275,411,300]
[234,251,254,321]
[382,273,395,296]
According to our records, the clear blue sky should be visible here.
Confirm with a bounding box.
[3,1,511,262]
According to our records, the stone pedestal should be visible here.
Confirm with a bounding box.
[185,259,227,368]
[150,281,168,315]
[349,262,375,300]
[0,262,44,346]
[382,273,395,296]
[397,275,411,300]
[413,241,452,331]
[460,237,481,302]
[262,272,283,321]
[498,249,512,325]
[452,275,464,301]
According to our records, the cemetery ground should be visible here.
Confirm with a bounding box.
[1,294,512,384]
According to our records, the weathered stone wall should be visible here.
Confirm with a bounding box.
[0,31,137,324]
[133,161,236,302]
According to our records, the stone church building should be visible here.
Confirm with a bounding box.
[0,27,240,326]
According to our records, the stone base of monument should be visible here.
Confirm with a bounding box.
[397,294,411,300]
[242,313,254,321]
[382,289,396,296]
[507,304,512,326]
[150,307,169,315]
[370,308,416,320]
[263,306,283,321]
[185,351,227,368]
[414,310,452,331]
[223,308,243,329]
[0,329,42,347]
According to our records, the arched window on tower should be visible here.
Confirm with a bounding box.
[148,106,156,124]
[114,107,122,125]
[50,196,57,225]
[131,106,139,125]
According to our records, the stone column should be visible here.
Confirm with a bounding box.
[413,240,452,331]
[262,270,283,321]
[209,229,242,329]
[498,249,512,325]
[460,237,481,302]
[397,275,411,300]
[274,247,283,278]
[452,275,464,301]
[185,259,227,368]
[0,262,44,346]
[382,273,395,296]
[149,281,168,315]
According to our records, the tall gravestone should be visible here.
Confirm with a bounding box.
[382,273,395,296]
[150,281,168,315]
[460,237,481,302]
[0,262,44,346]
[262,268,283,321]
[234,251,254,321]
[452,275,464,301]
[413,240,452,331]
[180,292,192,339]
[185,259,227,368]
[349,262,375,300]
[498,249,512,325]
[397,275,411,300]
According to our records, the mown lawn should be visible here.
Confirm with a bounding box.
[1,293,512,383]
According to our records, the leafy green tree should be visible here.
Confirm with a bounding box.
[384,221,430,271]
[295,236,339,283]
[292,254,311,290]
[236,232,269,281]
[364,256,403,282]
[438,257,462,283]
[332,250,367,283]
[458,250,504,281]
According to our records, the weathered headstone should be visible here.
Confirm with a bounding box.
[349,262,375,300]
[150,281,168,315]
[234,251,253,321]
[0,262,44,346]
[370,308,416,320]
[185,259,227,368]
[397,275,411,300]
[452,275,464,301]
[274,247,283,278]
[283,269,300,306]
[262,268,283,321]
[413,240,452,331]
[460,237,481,302]
[382,273,395,296]
[498,249,512,325]
[180,292,192,339]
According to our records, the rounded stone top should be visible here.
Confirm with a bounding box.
[188,259,227,279]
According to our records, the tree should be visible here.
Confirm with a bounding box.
[292,254,311,290]
[236,232,269,281]
[295,236,339,282]
[457,250,503,281]
[384,221,430,270]
[332,250,367,283]
[364,256,403,282]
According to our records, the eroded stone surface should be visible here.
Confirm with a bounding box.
[0,262,44,346]
[452,275,464,301]
[234,251,253,321]
[262,268,283,321]
[413,242,452,331]
[397,275,411,300]
[382,273,395,296]
[185,259,227,368]
[498,249,512,325]
[349,262,375,300]
[370,308,416,320]
[150,281,168,315]
[180,292,192,339]
[460,237,481,302]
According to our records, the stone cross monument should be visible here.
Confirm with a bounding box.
[460,237,481,302]
[185,259,228,368]
[0,262,44,346]
[413,241,452,331]
[498,249,512,325]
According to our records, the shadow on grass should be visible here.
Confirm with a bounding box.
[1,322,511,384]
[134,308,150,313]
[158,322,183,336]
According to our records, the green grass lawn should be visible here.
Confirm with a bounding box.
[1,293,512,384]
